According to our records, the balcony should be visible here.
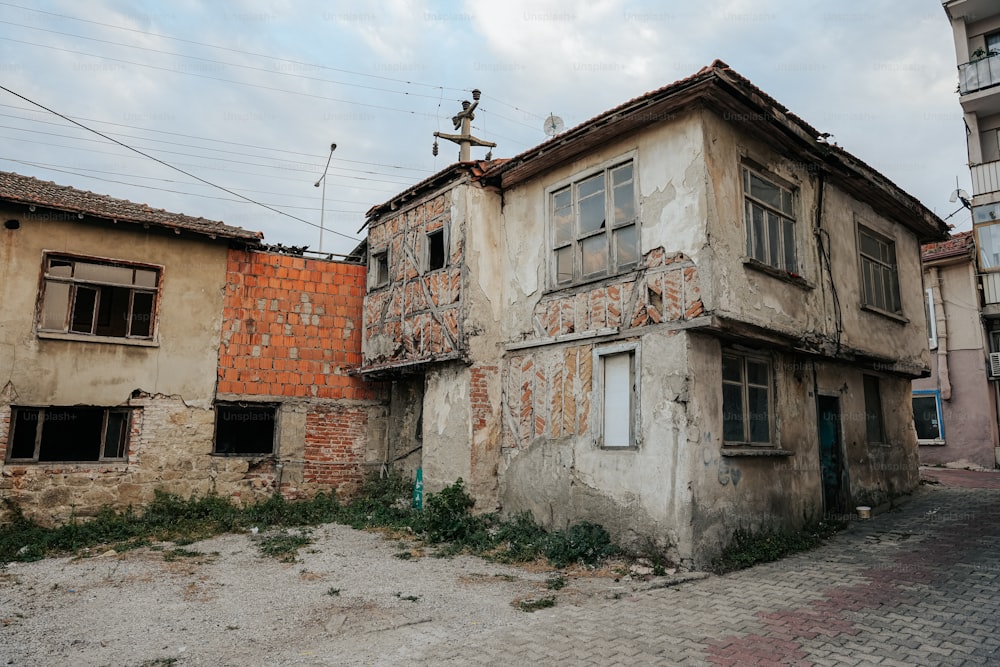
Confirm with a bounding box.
[959,52,1000,95]
[972,161,1000,196]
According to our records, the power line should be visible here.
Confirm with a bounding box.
[0,37,448,121]
[0,102,435,174]
[0,125,417,186]
[0,138,400,194]
[0,1,469,93]
[0,19,456,102]
[4,158,366,213]
[1,157,378,206]
[0,1,548,138]
[0,84,361,242]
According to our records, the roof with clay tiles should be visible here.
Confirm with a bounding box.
[0,170,262,241]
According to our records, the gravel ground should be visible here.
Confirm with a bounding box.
[0,523,665,666]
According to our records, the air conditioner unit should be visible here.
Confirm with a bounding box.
[990,352,1000,379]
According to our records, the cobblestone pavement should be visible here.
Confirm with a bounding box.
[401,470,1000,666]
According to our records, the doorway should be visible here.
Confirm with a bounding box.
[817,395,846,515]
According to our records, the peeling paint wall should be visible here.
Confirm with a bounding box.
[701,109,931,372]
[363,187,466,368]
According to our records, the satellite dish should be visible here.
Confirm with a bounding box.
[949,188,970,203]
[543,114,564,137]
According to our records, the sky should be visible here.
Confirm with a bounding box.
[0,0,973,257]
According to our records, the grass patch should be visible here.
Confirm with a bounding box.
[257,530,313,562]
[711,519,846,574]
[0,473,622,570]
[162,547,205,562]
[516,595,556,612]
[545,573,567,590]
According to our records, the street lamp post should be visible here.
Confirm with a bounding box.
[313,142,337,253]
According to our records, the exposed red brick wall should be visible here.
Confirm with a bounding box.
[219,249,382,400]
[303,407,369,493]
[470,365,497,432]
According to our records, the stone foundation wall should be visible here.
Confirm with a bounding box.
[0,397,281,525]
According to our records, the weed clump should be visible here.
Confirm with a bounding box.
[711,519,845,573]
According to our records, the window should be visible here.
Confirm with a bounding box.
[722,352,772,445]
[858,225,901,315]
[426,229,445,271]
[912,391,944,443]
[39,255,159,339]
[975,219,1000,272]
[6,406,130,462]
[371,250,389,288]
[743,167,796,272]
[551,160,638,286]
[594,343,639,448]
[213,403,277,456]
[863,375,885,443]
[925,288,937,350]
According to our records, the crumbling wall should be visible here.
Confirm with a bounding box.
[363,189,465,368]
[219,249,387,499]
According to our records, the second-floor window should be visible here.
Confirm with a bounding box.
[551,160,638,286]
[857,225,901,315]
[743,167,797,273]
[38,255,159,340]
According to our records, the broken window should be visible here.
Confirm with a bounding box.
[912,391,943,443]
[595,343,639,448]
[743,167,797,273]
[551,160,638,286]
[371,250,389,288]
[857,225,901,315]
[426,228,446,271]
[213,403,277,456]
[863,375,886,443]
[6,406,130,462]
[722,352,772,445]
[38,255,159,339]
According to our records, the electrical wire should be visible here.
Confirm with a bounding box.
[0,84,361,241]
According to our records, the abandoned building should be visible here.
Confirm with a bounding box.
[0,171,385,522]
[360,61,949,567]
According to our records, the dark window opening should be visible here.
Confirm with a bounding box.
[863,375,885,443]
[214,404,277,456]
[6,406,130,462]
[372,251,389,288]
[912,394,943,441]
[427,229,445,271]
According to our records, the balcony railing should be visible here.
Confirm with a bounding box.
[972,160,1000,196]
[959,52,1000,95]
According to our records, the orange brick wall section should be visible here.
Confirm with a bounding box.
[303,406,369,493]
[219,249,381,400]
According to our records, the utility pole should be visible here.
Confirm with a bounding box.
[433,89,496,162]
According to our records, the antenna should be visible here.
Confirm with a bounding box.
[949,176,971,210]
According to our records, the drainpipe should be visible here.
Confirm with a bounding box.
[930,267,952,400]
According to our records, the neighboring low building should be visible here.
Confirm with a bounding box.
[914,231,1000,468]
[0,172,384,522]
[361,62,949,567]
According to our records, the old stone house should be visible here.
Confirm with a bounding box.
[0,171,384,522]
[360,62,949,567]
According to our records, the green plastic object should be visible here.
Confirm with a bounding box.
[413,467,423,510]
